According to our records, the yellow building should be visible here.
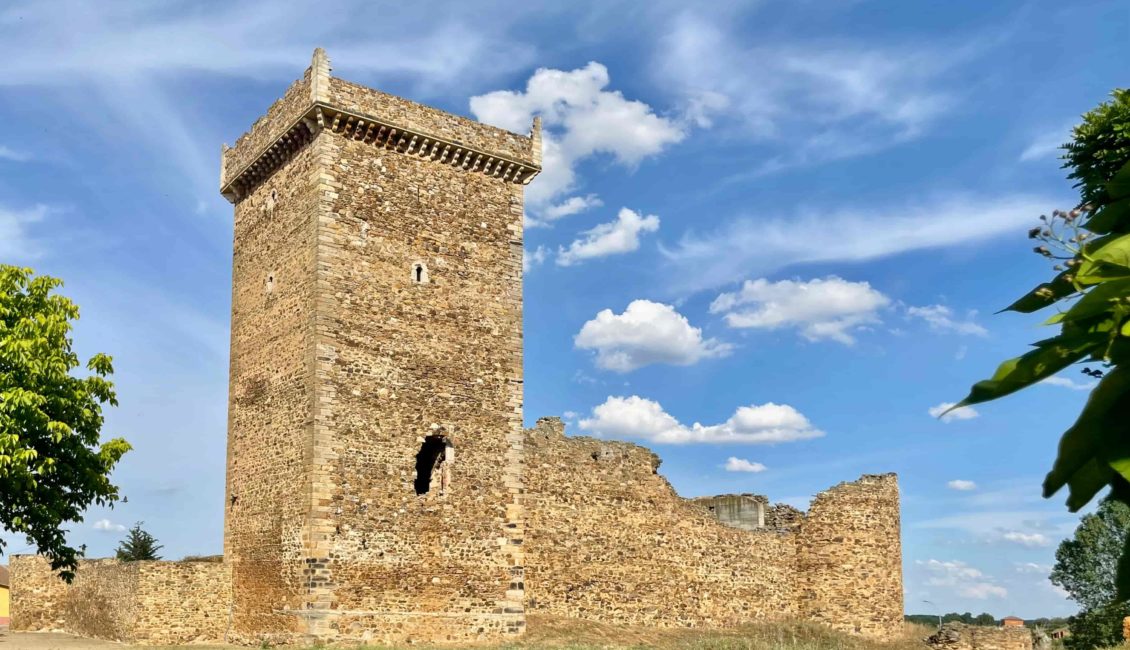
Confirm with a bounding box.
[1,564,9,626]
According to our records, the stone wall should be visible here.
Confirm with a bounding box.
[928,623,1034,650]
[9,556,230,645]
[522,418,903,639]
[691,494,767,531]
[796,474,903,639]
[523,418,799,627]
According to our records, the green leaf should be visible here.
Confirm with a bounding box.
[1084,197,1130,234]
[1109,160,1130,200]
[1000,270,1078,313]
[1045,367,1130,507]
[951,334,1104,410]
[1060,279,1130,324]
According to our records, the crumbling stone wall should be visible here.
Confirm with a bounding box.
[9,555,230,645]
[797,474,903,639]
[928,623,1034,650]
[691,494,767,531]
[523,418,798,627]
[522,418,903,639]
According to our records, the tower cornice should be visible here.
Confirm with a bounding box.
[221,100,542,203]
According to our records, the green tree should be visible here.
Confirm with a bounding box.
[0,265,131,580]
[1052,498,1130,611]
[115,522,162,561]
[973,613,997,626]
[949,88,1130,598]
[1064,602,1130,650]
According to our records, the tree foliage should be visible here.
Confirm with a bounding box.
[115,522,162,562]
[0,265,131,580]
[950,89,1130,599]
[1064,601,1130,650]
[1051,498,1130,611]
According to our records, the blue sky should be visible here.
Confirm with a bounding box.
[2,0,1128,619]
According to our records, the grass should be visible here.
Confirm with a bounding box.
[15,617,933,650]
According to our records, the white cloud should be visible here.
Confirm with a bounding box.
[907,304,987,336]
[0,204,49,259]
[471,62,684,215]
[0,145,29,162]
[1015,562,1051,575]
[660,195,1058,295]
[93,519,126,532]
[919,559,1007,599]
[657,14,964,172]
[1000,531,1051,548]
[575,300,731,372]
[929,402,980,423]
[1020,125,1071,162]
[724,457,767,473]
[710,276,890,345]
[1042,375,1097,391]
[540,194,603,224]
[557,207,660,266]
[578,395,824,445]
[947,480,977,491]
[523,245,548,273]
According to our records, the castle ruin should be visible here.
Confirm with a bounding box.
[9,50,904,646]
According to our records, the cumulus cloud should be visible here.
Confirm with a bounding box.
[557,207,660,266]
[710,276,890,345]
[919,559,1007,599]
[947,480,977,491]
[534,194,603,227]
[523,245,548,273]
[93,519,127,532]
[929,402,980,423]
[725,457,767,473]
[471,62,684,215]
[1000,531,1051,548]
[907,304,988,336]
[660,195,1059,295]
[578,395,824,445]
[1042,375,1098,391]
[1015,562,1051,575]
[575,300,731,372]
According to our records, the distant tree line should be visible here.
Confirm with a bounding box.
[905,613,1003,627]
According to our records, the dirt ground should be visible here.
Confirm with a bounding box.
[0,630,229,650]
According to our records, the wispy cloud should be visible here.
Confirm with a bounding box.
[1041,375,1097,391]
[918,559,1007,599]
[947,479,977,491]
[0,204,50,259]
[0,145,29,162]
[907,304,988,337]
[656,13,977,173]
[1019,124,1072,162]
[660,194,1057,295]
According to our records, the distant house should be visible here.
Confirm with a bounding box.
[0,564,9,626]
[1002,616,1025,628]
[1050,628,1071,639]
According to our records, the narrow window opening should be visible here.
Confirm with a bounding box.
[414,435,448,495]
[412,262,429,284]
[415,265,424,283]
[266,274,275,293]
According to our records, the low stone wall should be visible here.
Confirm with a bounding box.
[10,555,230,645]
[927,623,1034,650]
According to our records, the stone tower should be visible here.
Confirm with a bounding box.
[220,49,539,645]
